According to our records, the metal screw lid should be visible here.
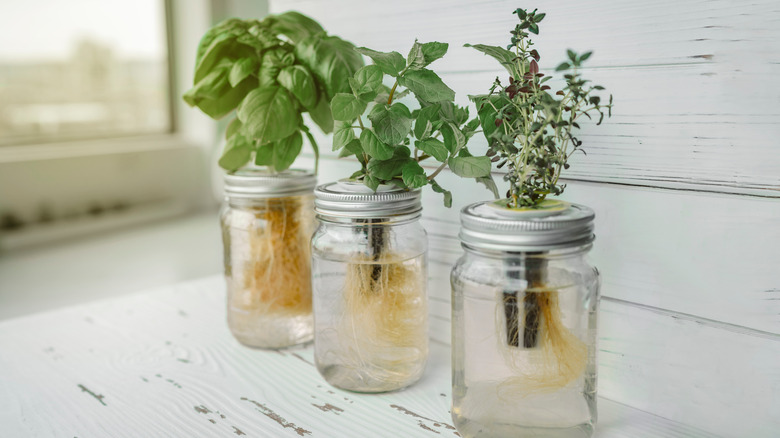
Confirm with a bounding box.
[314,180,422,219]
[223,168,316,198]
[459,200,595,252]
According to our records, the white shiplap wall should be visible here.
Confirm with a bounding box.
[271,1,780,436]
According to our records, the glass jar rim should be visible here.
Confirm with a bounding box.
[314,180,422,219]
[224,168,316,199]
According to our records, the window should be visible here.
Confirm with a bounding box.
[0,0,171,145]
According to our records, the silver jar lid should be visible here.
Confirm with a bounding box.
[459,200,595,252]
[314,180,422,219]
[223,168,316,198]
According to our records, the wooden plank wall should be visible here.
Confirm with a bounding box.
[269,1,780,436]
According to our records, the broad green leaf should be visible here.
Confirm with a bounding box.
[355,47,406,77]
[462,117,481,139]
[331,93,366,121]
[194,22,252,83]
[332,121,355,151]
[421,42,448,66]
[463,43,520,77]
[368,103,412,145]
[254,142,274,166]
[238,86,299,143]
[448,156,492,178]
[366,150,412,180]
[441,122,466,154]
[257,49,285,87]
[273,131,303,171]
[363,174,380,191]
[218,133,252,171]
[339,139,363,159]
[268,11,324,44]
[397,69,455,103]
[226,117,242,139]
[296,35,364,97]
[349,65,384,101]
[360,129,394,160]
[476,175,500,199]
[414,138,448,162]
[414,104,440,139]
[401,161,428,188]
[229,58,257,87]
[406,41,425,70]
[308,89,334,133]
[194,19,243,74]
[191,76,258,119]
[474,94,509,142]
[430,179,452,208]
[278,65,317,108]
[184,67,230,103]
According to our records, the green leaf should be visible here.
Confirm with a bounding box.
[401,161,428,188]
[441,122,465,154]
[567,49,577,62]
[580,51,593,62]
[254,142,274,166]
[397,69,455,103]
[360,129,394,160]
[533,12,546,22]
[273,131,303,171]
[421,42,448,66]
[448,156,492,178]
[184,67,230,102]
[268,11,324,44]
[331,93,366,121]
[190,76,258,119]
[349,65,384,101]
[238,85,299,143]
[430,179,452,208]
[332,121,355,151]
[296,35,364,97]
[339,139,364,159]
[366,147,412,180]
[414,138,448,162]
[218,133,252,171]
[226,117,242,139]
[308,89,334,133]
[556,62,571,71]
[277,65,317,108]
[463,44,519,77]
[355,47,406,77]
[194,22,254,83]
[413,104,440,139]
[476,175,500,199]
[406,41,425,70]
[474,94,509,142]
[229,58,257,87]
[363,174,380,191]
[368,103,412,145]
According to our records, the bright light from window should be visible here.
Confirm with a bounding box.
[0,0,170,144]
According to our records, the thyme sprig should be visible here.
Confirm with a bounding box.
[468,8,613,208]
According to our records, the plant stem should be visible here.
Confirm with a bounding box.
[387,81,399,105]
[427,160,448,181]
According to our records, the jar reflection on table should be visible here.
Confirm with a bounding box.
[221,169,316,349]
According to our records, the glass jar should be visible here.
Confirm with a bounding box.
[311,181,428,392]
[451,201,600,438]
[221,169,316,349]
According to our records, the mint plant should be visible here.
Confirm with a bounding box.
[183,12,363,172]
[468,8,612,208]
[331,41,496,207]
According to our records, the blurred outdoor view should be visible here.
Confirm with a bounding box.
[0,0,170,145]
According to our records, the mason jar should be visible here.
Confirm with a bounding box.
[311,181,428,392]
[221,169,316,349]
[451,201,600,437]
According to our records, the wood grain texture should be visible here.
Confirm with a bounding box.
[0,276,710,437]
[273,0,780,196]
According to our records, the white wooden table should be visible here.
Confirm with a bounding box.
[0,276,714,437]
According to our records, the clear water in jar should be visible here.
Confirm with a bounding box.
[223,195,314,349]
[312,253,428,393]
[452,274,597,438]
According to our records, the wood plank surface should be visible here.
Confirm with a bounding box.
[0,275,715,437]
[273,0,780,196]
